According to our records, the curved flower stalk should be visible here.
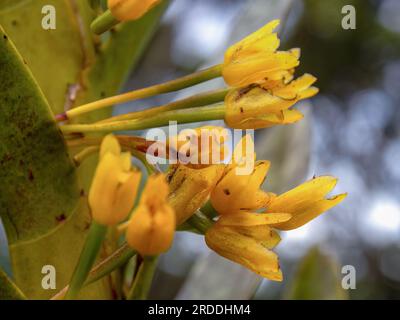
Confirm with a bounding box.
[204,137,347,281]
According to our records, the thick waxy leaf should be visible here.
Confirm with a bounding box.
[0,27,101,300]
[0,26,80,244]
[0,0,96,114]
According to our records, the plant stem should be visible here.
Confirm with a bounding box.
[60,65,223,121]
[132,150,156,174]
[187,211,214,234]
[200,200,219,219]
[52,209,211,300]
[100,88,229,123]
[51,244,136,300]
[91,9,119,35]
[61,104,226,134]
[127,256,158,300]
[73,146,100,167]
[65,222,108,300]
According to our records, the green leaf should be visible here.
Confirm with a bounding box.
[0,26,80,244]
[284,247,348,300]
[0,0,97,115]
[0,27,102,300]
[0,267,26,300]
[0,1,169,299]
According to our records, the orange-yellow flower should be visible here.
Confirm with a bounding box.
[205,211,292,281]
[224,74,319,129]
[266,176,347,230]
[89,134,141,226]
[210,135,274,215]
[108,0,161,22]
[126,174,175,256]
[204,135,346,281]
[167,164,225,224]
[222,19,300,88]
[205,175,346,280]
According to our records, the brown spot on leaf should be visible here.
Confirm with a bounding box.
[56,214,66,223]
[28,169,34,181]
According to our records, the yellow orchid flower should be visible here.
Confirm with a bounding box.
[88,134,141,226]
[205,211,292,281]
[210,160,275,215]
[205,176,346,280]
[166,126,229,168]
[224,73,319,129]
[167,164,225,224]
[222,19,300,87]
[210,135,274,215]
[108,0,161,22]
[266,176,347,230]
[126,174,175,256]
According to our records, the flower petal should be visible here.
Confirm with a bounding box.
[267,176,339,214]
[271,193,347,230]
[167,165,225,224]
[100,134,121,159]
[205,226,282,281]
[224,19,281,64]
[217,211,291,227]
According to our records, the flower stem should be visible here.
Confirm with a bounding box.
[52,244,136,300]
[59,65,223,121]
[61,104,226,134]
[132,150,156,174]
[73,146,100,167]
[91,9,119,35]
[187,211,214,234]
[200,200,219,219]
[100,88,229,123]
[127,256,158,300]
[65,222,108,300]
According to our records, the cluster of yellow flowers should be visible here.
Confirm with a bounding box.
[167,136,345,280]
[221,19,318,129]
[89,134,345,281]
[85,15,345,282]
